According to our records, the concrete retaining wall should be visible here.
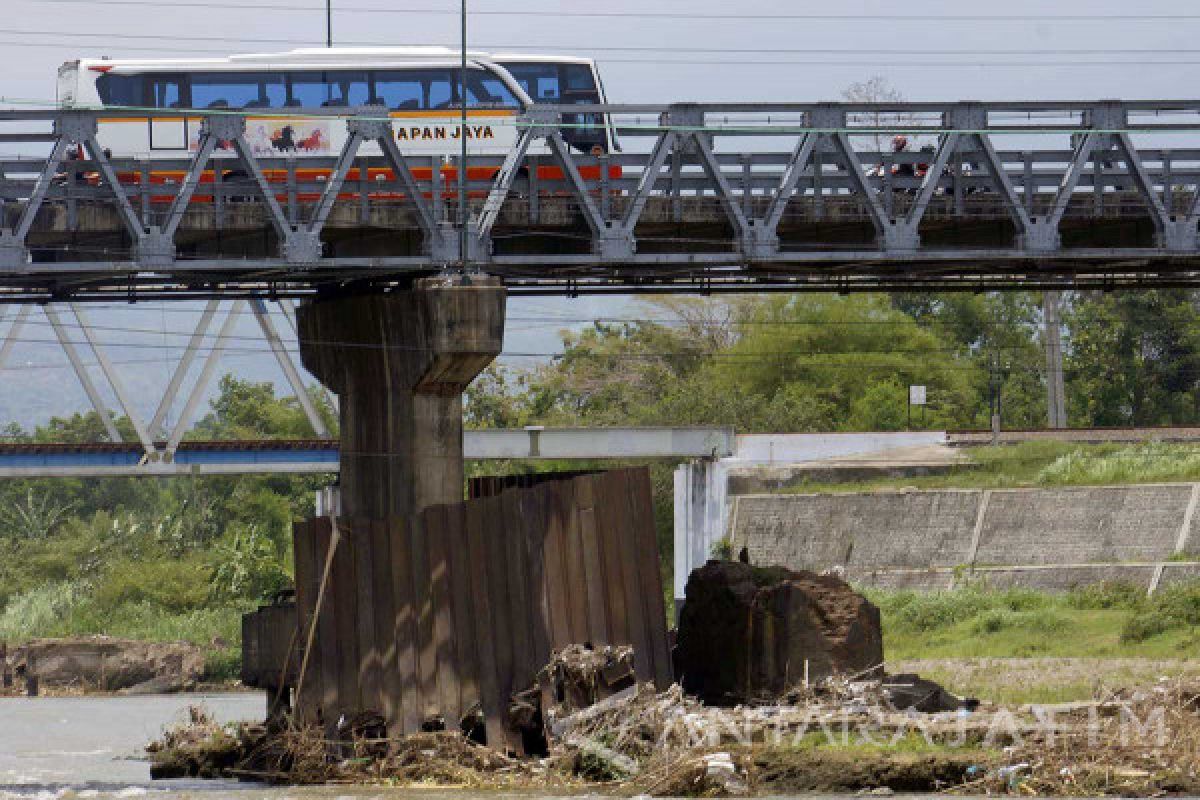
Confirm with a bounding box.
[730,483,1200,592]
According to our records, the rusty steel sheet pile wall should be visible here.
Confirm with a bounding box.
[292,467,671,747]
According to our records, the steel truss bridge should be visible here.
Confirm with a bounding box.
[4,100,1200,299]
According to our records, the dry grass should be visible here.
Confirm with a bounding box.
[894,657,1200,705]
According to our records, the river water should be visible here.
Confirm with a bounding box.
[0,692,511,800]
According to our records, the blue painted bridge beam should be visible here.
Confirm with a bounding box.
[0,427,736,478]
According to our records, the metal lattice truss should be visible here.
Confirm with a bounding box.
[5,101,1200,296]
[0,298,331,459]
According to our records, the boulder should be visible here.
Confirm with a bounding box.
[13,636,205,692]
[674,560,883,705]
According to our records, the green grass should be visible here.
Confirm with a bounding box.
[872,583,1200,704]
[785,441,1200,494]
[871,583,1200,661]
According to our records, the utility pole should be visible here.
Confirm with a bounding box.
[989,351,1002,444]
[1043,291,1067,428]
[326,0,332,47]
[459,0,469,273]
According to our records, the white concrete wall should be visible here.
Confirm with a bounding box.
[732,431,947,464]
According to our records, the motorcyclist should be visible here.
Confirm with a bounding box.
[892,135,915,179]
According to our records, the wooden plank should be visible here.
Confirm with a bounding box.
[559,479,591,644]
[410,512,437,724]
[608,470,655,683]
[596,470,632,649]
[390,515,420,735]
[520,486,552,670]
[482,494,519,753]
[353,519,382,713]
[540,482,572,650]
[501,488,535,687]
[332,516,360,716]
[291,519,318,718]
[627,468,673,688]
[465,496,505,748]
[575,475,609,645]
[370,518,398,732]
[313,518,341,727]
[444,501,479,724]
[424,505,459,726]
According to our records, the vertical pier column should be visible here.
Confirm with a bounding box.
[298,275,506,518]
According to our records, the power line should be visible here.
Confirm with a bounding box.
[6,36,1200,67]
[7,27,1200,56]
[19,1,1200,21]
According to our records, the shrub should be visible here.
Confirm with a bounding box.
[0,581,87,639]
[93,557,211,614]
[886,588,995,631]
[970,608,1068,635]
[1121,611,1175,642]
[1067,581,1146,611]
[1120,580,1200,641]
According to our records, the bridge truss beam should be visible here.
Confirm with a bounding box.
[3,101,1200,296]
[0,298,328,458]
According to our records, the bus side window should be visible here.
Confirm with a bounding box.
[427,70,454,109]
[192,72,278,109]
[262,74,287,108]
[150,75,186,108]
[289,72,332,107]
[472,73,520,107]
[374,71,424,110]
[333,72,371,107]
[96,74,144,107]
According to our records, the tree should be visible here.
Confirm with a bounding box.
[1065,290,1200,426]
[191,375,336,439]
[891,292,1047,428]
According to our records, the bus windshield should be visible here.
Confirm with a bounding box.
[499,61,606,152]
[500,62,599,104]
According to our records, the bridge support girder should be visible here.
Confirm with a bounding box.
[1161,220,1200,252]
[134,229,176,268]
[0,232,26,270]
[880,222,922,253]
[1021,220,1064,253]
[297,274,506,518]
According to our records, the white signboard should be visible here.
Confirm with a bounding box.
[909,385,927,406]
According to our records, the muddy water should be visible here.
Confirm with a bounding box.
[0,692,588,800]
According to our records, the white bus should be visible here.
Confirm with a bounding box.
[55,47,617,195]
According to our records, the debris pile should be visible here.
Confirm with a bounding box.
[146,706,250,779]
[674,560,884,705]
[148,656,1200,796]
[951,678,1200,797]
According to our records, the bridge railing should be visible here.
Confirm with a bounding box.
[3,101,1200,294]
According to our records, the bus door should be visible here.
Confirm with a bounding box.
[147,74,189,151]
[559,64,606,154]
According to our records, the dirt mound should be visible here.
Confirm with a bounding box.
[674,560,883,705]
[11,636,206,692]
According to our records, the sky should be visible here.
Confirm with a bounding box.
[2,0,1199,428]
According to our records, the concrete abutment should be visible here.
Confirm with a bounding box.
[297,275,506,519]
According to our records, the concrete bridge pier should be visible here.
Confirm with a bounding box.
[297,275,506,518]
